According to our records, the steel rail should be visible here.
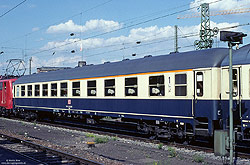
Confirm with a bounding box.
[0,133,103,165]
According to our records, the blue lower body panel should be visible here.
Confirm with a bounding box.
[14,98,221,124]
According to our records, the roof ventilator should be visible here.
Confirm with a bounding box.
[144,55,152,58]
[78,61,86,67]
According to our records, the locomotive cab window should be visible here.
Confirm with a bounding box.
[28,85,32,96]
[149,75,165,96]
[35,85,40,96]
[175,74,187,96]
[21,86,25,96]
[87,80,96,96]
[42,84,48,96]
[105,79,115,96]
[51,83,57,97]
[196,72,203,97]
[0,83,2,91]
[125,77,137,96]
[72,81,80,96]
[60,82,67,97]
[233,69,238,96]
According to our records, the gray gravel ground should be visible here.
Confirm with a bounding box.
[0,117,250,165]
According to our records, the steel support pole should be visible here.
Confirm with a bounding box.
[174,25,178,53]
[29,57,32,75]
[228,41,234,165]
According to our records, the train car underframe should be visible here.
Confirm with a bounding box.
[6,107,197,141]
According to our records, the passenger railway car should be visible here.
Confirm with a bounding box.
[7,44,250,141]
[220,44,250,140]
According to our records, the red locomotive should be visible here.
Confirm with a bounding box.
[0,78,17,115]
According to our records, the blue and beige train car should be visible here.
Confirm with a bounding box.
[220,44,250,140]
[12,45,250,140]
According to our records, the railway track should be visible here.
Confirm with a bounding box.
[2,117,250,162]
[0,133,102,165]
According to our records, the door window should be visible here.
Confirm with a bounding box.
[196,72,203,97]
[233,69,238,96]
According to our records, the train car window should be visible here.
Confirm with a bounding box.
[16,86,20,97]
[196,72,203,97]
[51,83,57,97]
[35,85,40,96]
[60,82,67,97]
[125,77,137,96]
[21,86,25,96]
[0,82,2,90]
[105,79,115,96]
[42,84,48,96]
[28,85,32,96]
[233,69,238,96]
[72,81,80,96]
[175,74,187,96]
[87,80,96,96]
[149,75,165,96]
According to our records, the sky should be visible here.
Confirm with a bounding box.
[0,0,250,75]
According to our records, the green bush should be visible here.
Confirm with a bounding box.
[168,147,177,157]
[111,136,118,141]
[193,154,204,163]
[85,133,96,138]
[94,136,109,144]
[158,143,163,149]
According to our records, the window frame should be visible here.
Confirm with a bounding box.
[16,85,20,97]
[27,85,32,97]
[87,80,97,96]
[35,84,40,97]
[175,73,187,96]
[72,81,80,97]
[149,75,165,96]
[232,69,238,96]
[42,84,48,96]
[105,79,115,96]
[196,72,203,97]
[125,77,138,96]
[51,83,57,97]
[21,85,25,97]
[60,82,68,97]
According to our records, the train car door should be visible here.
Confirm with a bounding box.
[193,69,214,117]
[193,69,213,135]
[221,67,241,122]
[193,69,212,117]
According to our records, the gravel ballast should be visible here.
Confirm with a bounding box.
[0,117,249,165]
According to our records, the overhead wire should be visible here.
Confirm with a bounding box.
[0,0,27,19]
[4,21,249,60]
[64,22,250,59]
[0,0,113,45]
[25,0,223,58]
[0,0,205,46]
[1,0,222,58]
